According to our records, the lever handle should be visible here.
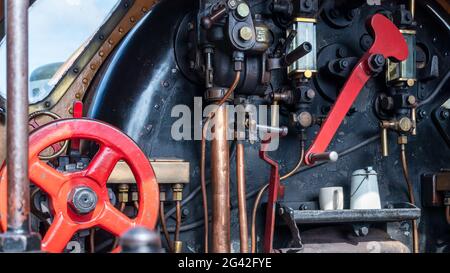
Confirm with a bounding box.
[304,14,408,165]
[201,5,228,30]
[283,42,312,67]
[308,152,339,164]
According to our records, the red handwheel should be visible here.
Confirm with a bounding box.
[0,119,160,253]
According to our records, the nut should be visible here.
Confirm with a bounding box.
[172,184,184,201]
[239,26,253,41]
[68,187,98,215]
[118,184,129,203]
[398,135,408,145]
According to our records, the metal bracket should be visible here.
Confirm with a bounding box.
[278,204,303,249]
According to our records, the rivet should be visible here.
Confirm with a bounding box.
[75,93,81,99]
[69,108,74,115]
[82,78,89,84]
[90,64,96,70]
[99,51,105,57]
[119,27,124,33]
[130,17,136,23]
[142,7,148,13]
[108,39,114,45]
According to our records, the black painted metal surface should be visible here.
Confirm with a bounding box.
[87,0,450,253]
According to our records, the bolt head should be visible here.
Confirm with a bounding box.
[68,187,98,215]
[398,117,412,132]
[228,0,238,9]
[441,110,450,120]
[239,26,253,41]
[236,3,250,18]
[306,89,316,100]
[298,112,313,128]
[407,95,417,105]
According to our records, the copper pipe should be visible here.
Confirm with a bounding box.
[210,103,231,253]
[410,0,415,20]
[160,202,173,252]
[89,228,95,253]
[200,123,209,253]
[236,142,248,253]
[446,206,450,225]
[200,72,241,253]
[175,201,182,243]
[6,0,32,234]
[112,202,127,250]
[400,144,419,253]
[251,184,268,253]
[281,141,305,181]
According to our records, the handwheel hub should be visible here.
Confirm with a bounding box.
[68,186,98,215]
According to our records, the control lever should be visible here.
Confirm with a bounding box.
[201,5,228,30]
[268,41,312,71]
[304,14,409,165]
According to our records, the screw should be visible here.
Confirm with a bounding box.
[303,0,312,9]
[182,208,190,217]
[337,47,347,58]
[440,110,450,120]
[418,109,427,119]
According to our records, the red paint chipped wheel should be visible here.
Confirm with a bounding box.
[0,119,159,253]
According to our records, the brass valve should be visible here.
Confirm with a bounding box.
[380,117,413,157]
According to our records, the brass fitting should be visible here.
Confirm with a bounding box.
[174,241,183,253]
[381,117,413,134]
[411,107,417,136]
[159,186,167,202]
[398,117,413,133]
[381,127,389,157]
[398,135,408,145]
[172,184,184,201]
[118,184,129,203]
[131,191,139,202]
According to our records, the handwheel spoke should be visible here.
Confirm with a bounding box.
[86,146,122,187]
[99,203,135,237]
[42,214,78,253]
[50,142,63,153]
[29,159,66,197]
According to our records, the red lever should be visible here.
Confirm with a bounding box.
[304,14,408,165]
